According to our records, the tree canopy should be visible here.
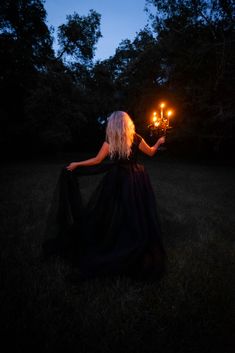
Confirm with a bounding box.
[0,0,234,156]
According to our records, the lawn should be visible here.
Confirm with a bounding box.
[0,154,234,353]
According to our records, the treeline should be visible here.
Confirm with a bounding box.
[0,0,234,156]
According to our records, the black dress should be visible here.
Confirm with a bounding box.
[42,133,167,281]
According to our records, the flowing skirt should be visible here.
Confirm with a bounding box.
[42,162,167,281]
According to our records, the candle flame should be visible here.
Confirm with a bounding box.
[148,102,174,132]
[167,110,173,117]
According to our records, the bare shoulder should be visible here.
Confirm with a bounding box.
[97,141,109,153]
[102,141,109,149]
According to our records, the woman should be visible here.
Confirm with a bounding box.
[43,111,167,282]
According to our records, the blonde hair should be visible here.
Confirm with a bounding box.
[106,111,135,159]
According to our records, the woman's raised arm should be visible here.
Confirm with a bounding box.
[139,136,165,157]
[66,142,109,171]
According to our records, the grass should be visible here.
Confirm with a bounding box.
[0,154,234,353]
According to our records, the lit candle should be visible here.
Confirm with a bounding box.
[148,103,174,139]
[160,103,165,121]
[167,110,173,127]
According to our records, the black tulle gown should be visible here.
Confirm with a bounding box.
[42,133,167,281]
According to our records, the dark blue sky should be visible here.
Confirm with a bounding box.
[44,0,151,61]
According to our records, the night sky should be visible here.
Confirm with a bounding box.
[44,0,150,60]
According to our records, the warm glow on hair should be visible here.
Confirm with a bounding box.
[106,111,135,159]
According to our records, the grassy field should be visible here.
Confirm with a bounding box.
[0,155,234,353]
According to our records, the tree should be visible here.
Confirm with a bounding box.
[100,28,165,129]
[0,2,104,152]
[24,60,89,150]
[145,0,235,153]
[57,10,102,66]
[0,0,54,147]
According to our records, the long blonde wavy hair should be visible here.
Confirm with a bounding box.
[106,111,135,159]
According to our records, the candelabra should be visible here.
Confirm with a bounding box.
[148,102,173,139]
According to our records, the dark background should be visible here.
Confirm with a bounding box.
[0,1,235,353]
[0,0,234,161]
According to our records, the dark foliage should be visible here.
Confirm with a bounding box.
[0,1,53,126]
[0,0,234,157]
